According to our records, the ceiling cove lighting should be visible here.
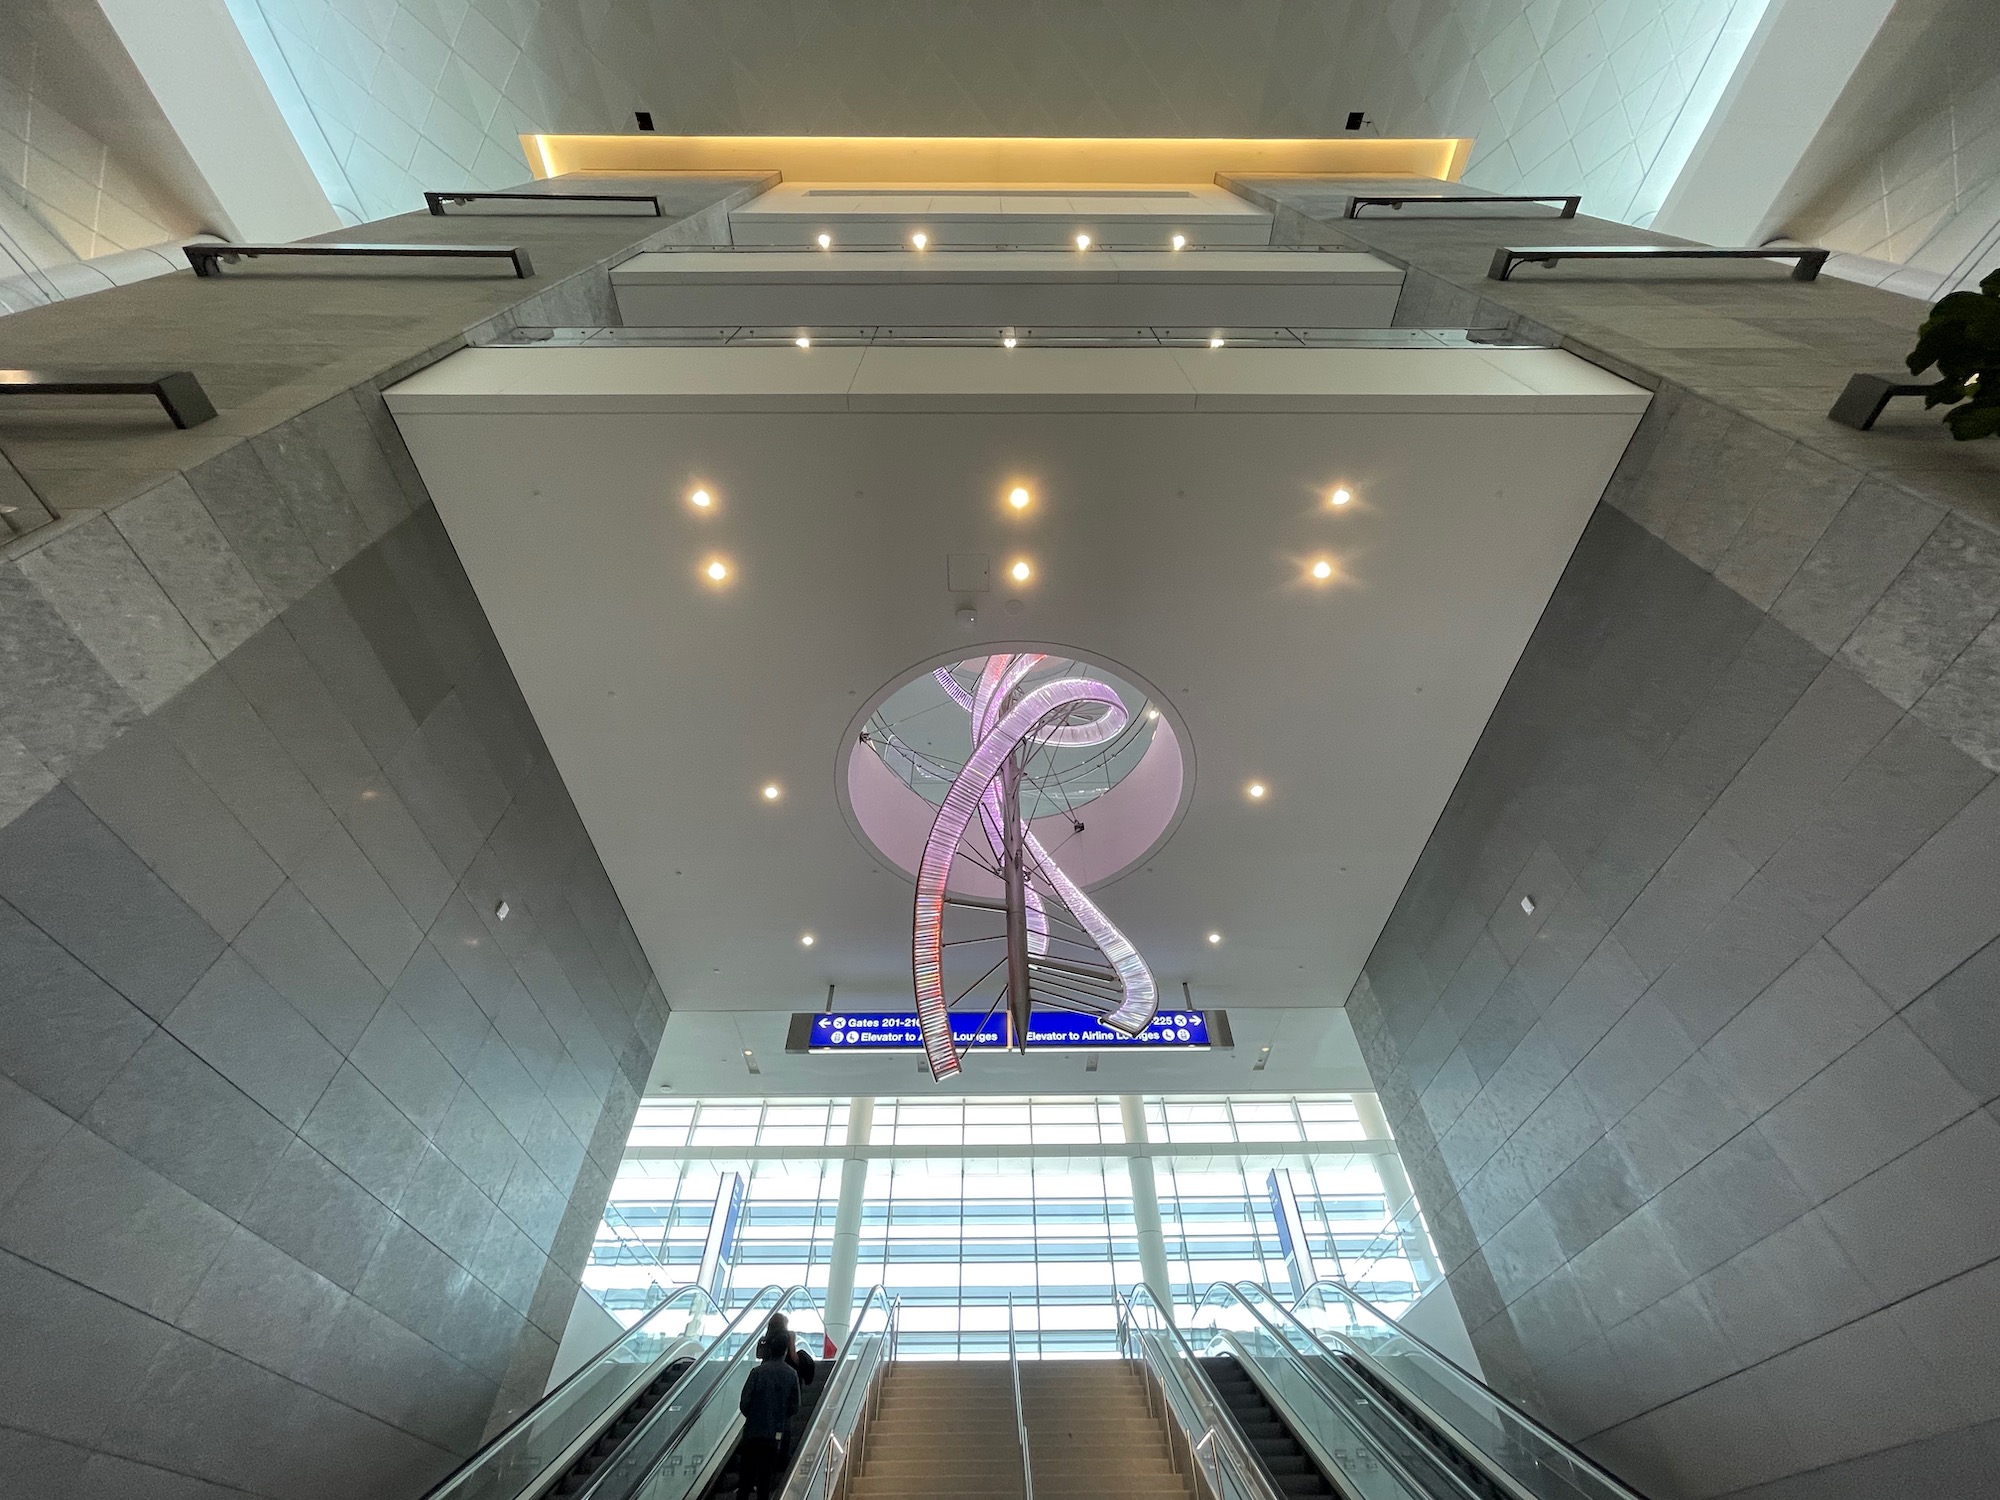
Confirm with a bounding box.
[1171,234,1187,250]
[817,233,832,248]
[910,231,928,250]
[1002,335,1017,349]
[795,335,811,348]
[1209,336,1225,349]
[1075,233,1091,250]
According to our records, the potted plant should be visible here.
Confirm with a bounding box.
[1907,267,1999,438]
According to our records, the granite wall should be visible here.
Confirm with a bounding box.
[1348,413,2000,1499]
[0,389,664,1498]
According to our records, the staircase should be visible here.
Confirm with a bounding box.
[1198,1356,1336,1498]
[1019,1361,1189,1500]
[849,1363,1025,1500]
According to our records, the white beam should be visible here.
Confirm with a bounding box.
[1653,0,1898,247]
[94,0,339,242]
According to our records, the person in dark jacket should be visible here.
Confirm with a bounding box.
[738,1338,801,1500]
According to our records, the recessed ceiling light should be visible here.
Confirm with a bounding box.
[762,783,781,800]
[1248,782,1267,799]
[911,232,928,249]
[801,933,816,946]
[1207,932,1223,945]
[1171,234,1186,250]
[795,335,811,348]
[1002,335,1017,348]
[1010,560,1032,583]
[1330,487,1352,507]
[817,233,832,248]
[706,560,729,581]
[1145,707,1159,720]
[690,487,713,508]
[1008,486,1031,510]
[1209,336,1225,349]
[1311,559,1333,581]
[1075,233,1091,250]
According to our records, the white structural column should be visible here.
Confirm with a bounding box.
[1353,1093,1439,1290]
[1652,0,1898,246]
[1119,1096,1176,1321]
[822,1096,874,1349]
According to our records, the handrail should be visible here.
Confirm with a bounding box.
[1191,1282,1481,1500]
[1287,1279,1655,1500]
[1008,1294,1035,1500]
[1346,194,1580,219]
[1233,1284,1536,1500]
[777,1287,898,1500]
[587,1285,811,1500]
[1114,1285,1284,1500]
[417,1282,719,1500]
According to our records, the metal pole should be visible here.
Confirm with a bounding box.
[1119,1096,1175,1323]
[823,1097,874,1350]
[1002,751,1032,1048]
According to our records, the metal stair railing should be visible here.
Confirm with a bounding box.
[778,1287,899,1500]
[1286,1280,1655,1500]
[1008,1294,1035,1500]
[1114,1284,1285,1500]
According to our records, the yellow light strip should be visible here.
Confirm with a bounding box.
[522,134,1472,185]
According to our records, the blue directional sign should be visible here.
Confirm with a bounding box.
[1024,1009,1211,1049]
[807,1010,1009,1051]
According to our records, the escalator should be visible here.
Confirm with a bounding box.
[1122,1282,1652,1500]
[693,1343,838,1500]
[419,1284,819,1500]
[1199,1355,1338,1498]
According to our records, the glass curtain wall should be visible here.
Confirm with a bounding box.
[587,1094,1437,1357]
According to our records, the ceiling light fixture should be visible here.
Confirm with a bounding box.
[1002,335,1017,348]
[1209,336,1225,349]
[1330,487,1353,507]
[911,232,928,250]
[1207,931,1223,945]
[801,933,816,946]
[795,335,811,348]
[690,487,713,508]
[1010,560,1032,583]
[1008,486,1031,510]
[762,783,781,800]
[817,233,832,248]
[705,560,729,582]
[1075,233,1091,250]
[1311,559,1333,581]
[1145,707,1159,721]
[1171,234,1186,250]
[1247,782,1267,799]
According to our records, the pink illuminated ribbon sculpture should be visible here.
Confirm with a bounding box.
[913,655,1158,1079]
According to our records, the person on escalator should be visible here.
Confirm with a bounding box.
[737,1335,800,1500]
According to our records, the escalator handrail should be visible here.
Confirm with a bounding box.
[1285,1281,1654,1500]
[418,1282,721,1500]
[777,1286,898,1500]
[1113,1284,1285,1500]
[1192,1281,1484,1500]
[1236,1285,1545,1500]
[598,1284,815,1500]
